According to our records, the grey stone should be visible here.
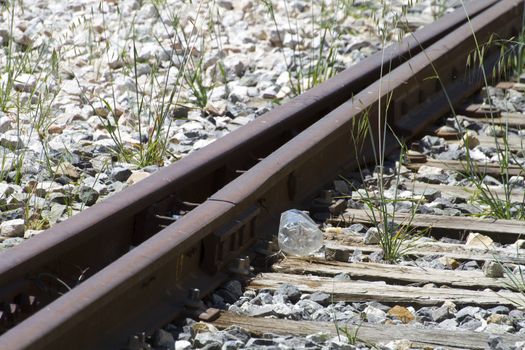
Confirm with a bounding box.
[416,188,441,202]
[416,307,433,322]
[77,186,99,206]
[509,309,524,319]
[294,299,323,317]
[275,284,301,303]
[0,219,25,237]
[348,223,366,234]
[273,303,297,318]
[309,292,331,306]
[223,325,250,343]
[201,343,222,350]
[416,165,450,184]
[325,340,356,350]
[459,318,483,330]
[221,340,244,350]
[152,329,175,350]
[364,227,380,244]
[454,203,482,215]
[0,134,24,150]
[454,260,478,271]
[456,306,485,322]
[488,336,508,350]
[443,208,461,216]
[485,323,514,334]
[306,332,330,343]
[432,305,452,322]
[363,305,386,323]
[42,203,67,224]
[333,180,350,194]
[483,261,505,278]
[194,332,223,348]
[242,304,274,317]
[223,280,243,299]
[333,273,351,281]
[487,305,510,315]
[111,167,132,182]
[252,292,273,305]
[245,338,279,347]
[439,318,458,330]
[483,175,503,186]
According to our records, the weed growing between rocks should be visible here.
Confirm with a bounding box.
[345,2,429,263]
[454,0,525,221]
[261,0,378,97]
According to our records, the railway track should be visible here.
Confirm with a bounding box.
[1,0,524,348]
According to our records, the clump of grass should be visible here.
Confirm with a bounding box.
[337,322,362,345]
[82,0,223,167]
[350,153,425,263]
[455,1,525,220]
[261,0,348,96]
[342,1,428,263]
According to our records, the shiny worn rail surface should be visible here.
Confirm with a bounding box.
[0,0,522,349]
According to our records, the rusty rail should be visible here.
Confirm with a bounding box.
[0,0,522,348]
[0,0,496,329]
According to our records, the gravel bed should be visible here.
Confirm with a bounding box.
[0,0,456,249]
[158,99,525,349]
[6,1,519,349]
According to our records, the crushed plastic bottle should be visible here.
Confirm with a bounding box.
[277,209,323,256]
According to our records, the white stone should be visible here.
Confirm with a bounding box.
[175,340,192,350]
[0,219,25,238]
[364,227,380,245]
[126,171,150,185]
[465,232,493,248]
[62,80,82,95]
[363,305,386,323]
[13,74,37,93]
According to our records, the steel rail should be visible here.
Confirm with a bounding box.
[0,0,497,331]
[1,0,522,348]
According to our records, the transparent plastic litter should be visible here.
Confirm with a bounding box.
[278,209,323,256]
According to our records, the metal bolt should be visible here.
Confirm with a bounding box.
[185,288,203,309]
[126,332,151,350]
[229,256,251,276]
[188,288,200,302]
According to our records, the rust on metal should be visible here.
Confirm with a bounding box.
[0,0,518,349]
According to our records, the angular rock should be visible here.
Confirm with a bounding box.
[111,167,133,182]
[456,306,484,322]
[432,304,452,322]
[364,227,380,245]
[0,219,25,237]
[275,283,301,303]
[77,186,99,206]
[152,329,175,350]
[54,162,80,181]
[466,232,493,248]
[416,166,449,184]
[363,305,386,323]
[309,292,331,307]
[387,305,415,324]
[459,131,480,149]
[174,340,192,350]
[483,261,505,278]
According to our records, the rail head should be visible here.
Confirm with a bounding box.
[0,0,516,348]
